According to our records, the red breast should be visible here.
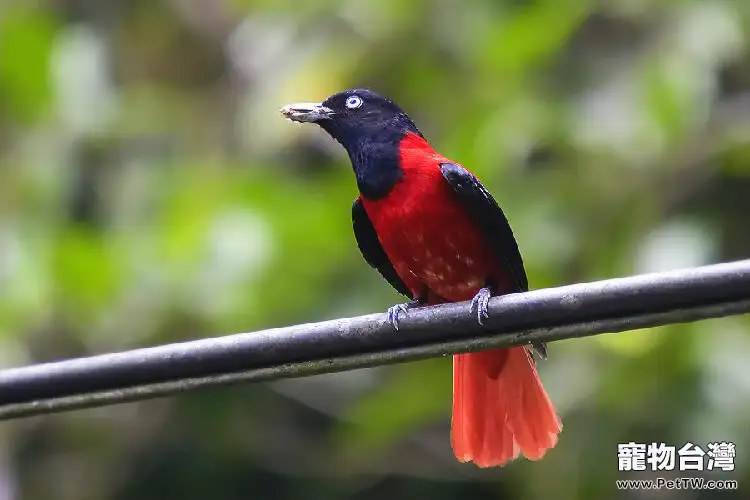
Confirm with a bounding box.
[360,133,502,303]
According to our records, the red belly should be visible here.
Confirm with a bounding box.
[361,167,502,303]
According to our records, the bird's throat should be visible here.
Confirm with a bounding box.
[350,139,404,200]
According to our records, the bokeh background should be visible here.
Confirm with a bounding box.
[1,0,749,499]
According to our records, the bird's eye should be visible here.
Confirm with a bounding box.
[345,95,363,109]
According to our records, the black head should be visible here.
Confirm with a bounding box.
[280,88,422,148]
[280,88,423,198]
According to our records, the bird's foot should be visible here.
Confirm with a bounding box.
[532,342,548,360]
[387,297,423,330]
[470,287,492,325]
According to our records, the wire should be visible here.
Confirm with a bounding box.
[1,260,750,420]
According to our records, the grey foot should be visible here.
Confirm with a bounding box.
[470,287,492,325]
[387,297,423,330]
[532,342,548,360]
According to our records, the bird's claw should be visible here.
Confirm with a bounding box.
[387,303,410,330]
[532,342,548,360]
[470,287,492,325]
[387,297,423,330]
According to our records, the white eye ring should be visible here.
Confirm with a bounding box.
[345,95,363,109]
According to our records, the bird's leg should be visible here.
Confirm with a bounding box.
[532,342,548,360]
[469,284,550,359]
[470,280,497,326]
[387,292,427,330]
[470,288,492,325]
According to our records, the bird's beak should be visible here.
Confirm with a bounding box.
[279,102,334,123]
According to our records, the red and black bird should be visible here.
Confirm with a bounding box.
[280,89,561,467]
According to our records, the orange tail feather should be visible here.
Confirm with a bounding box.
[451,347,561,468]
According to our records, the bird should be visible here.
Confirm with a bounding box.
[280,89,561,467]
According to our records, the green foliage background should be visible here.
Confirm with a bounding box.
[1,1,749,499]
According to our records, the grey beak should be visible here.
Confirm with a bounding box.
[279,102,334,123]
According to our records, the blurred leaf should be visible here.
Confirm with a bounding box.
[52,227,122,322]
[594,325,665,356]
[337,358,451,454]
[643,58,691,142]
[481,0,590,75]
[0,6,59,122]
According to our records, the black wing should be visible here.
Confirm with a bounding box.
[439,163,529,293]
[352,197,412,298]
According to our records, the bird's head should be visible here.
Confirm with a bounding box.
[280,88,422,152]
[280,88,425,198]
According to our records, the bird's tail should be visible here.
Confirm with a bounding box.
[451,347,561,467]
